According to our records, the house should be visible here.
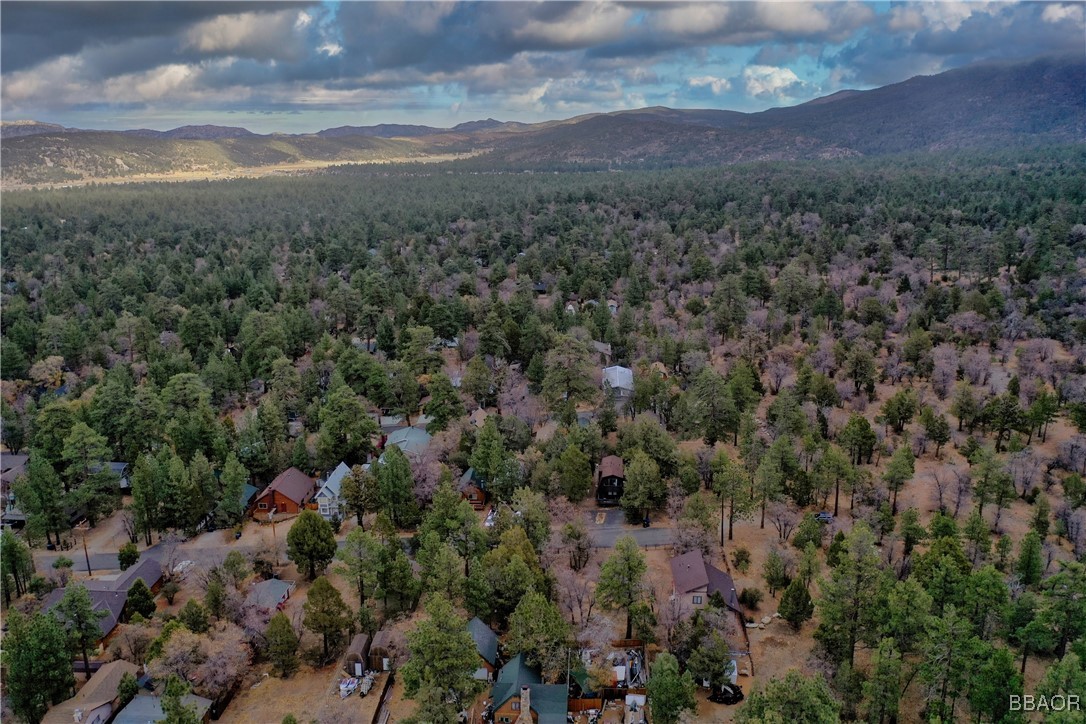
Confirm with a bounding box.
[343,633,371,676]
[468,617,499,681]
[383,427,432,461]
[459,468,488,510]
[370,414,407,434]
[601,366,634,401]
[86,557,163,594]
[248,467,315,519]
[589,341,612,364]
[468,408,490,429]
[246,578,295,612]
[42,659,140,724]
[669,550,743,617]
[607,299,618,316]
[42,588,128,645]
[113,692,213,724]
[532,281,548,294]
[315,462,352,521]
[491,654,568,724]
[595,456,625,507]
[368,630,395,671]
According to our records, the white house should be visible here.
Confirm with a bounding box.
[315,462,352,520]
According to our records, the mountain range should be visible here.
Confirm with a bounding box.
[2,55,1082,186]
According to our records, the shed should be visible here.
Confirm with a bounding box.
[368,630,394,671]
[344,633,371,676]
[246,578,295,611]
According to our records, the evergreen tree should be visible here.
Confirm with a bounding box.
[4,611,75,724]
[423,372,465,434]
[737,670,840,724]
[647,653,697,724]
[127,578,157,619]
[376,445,420,528]
[882,445,914,515]
[556,443,592,502]
[178,599,210,634]
[779,578,815,630]
[863,639,903,724]
[401,596,483,718]
[13,455,67,547]
[286,510,337,580]
[303,576,351,663]
[266,611,300,677]
[335,526,382,606]
[597,535,647,640]
[215,453,249,527]
[316,386,378,468]
[620,450,664,522]
[1016,530,1044,586]
[507,591,571,683]
[712,450,754,543]
[814,524,889,668]
[56,584,109,680]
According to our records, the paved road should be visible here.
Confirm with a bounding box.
[585,509,674,547]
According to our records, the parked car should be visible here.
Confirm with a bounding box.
[709,683,744,705]
[815,512,834,523]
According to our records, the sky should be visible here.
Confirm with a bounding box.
[2,1,1083,133]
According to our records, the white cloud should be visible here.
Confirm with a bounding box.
[1042,3,1085,23]
[655,4,732,35]
[183,9,308,61]
[515,3,634,47]
[688,75,732,95]
[742,64,803,99]
[318,43,343,57]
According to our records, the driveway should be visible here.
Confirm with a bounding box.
[584,508,673,548]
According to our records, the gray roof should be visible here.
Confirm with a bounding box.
[468,617,499,666]
[384,427,432,458]
[316,462,351,500]
[602,366,633,391]
[241,483,259,508]
[85,557,162,593]
[246,579,295,610]
[113,693,212,724]
[43,587,126,641]
[492,655,566,724]
[41,660,140,724]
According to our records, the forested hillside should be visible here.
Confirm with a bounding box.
[2,147,1085,723]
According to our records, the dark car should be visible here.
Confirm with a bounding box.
[709,683,744,705]
[642,514,651,528]
[815,512,834,524]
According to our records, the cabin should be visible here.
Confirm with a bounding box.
[669,550,744,619]
[248,467,315,519]
[86,557,163,595]
[459,468,488,510]
[601,366,634,402]
[595,456,625,506]
[491,654,568,724]
[344,633,371,676]
[368,630,395,671]
[113,692,213,724]
[469,617,499,682]
[42,659,140,724]
[315,462,351,521]
[246,578,295,612]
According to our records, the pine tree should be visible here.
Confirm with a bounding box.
[303,576,351,664]
[557,443,592,502]
[4,611,75,724]
[56,584,109,680]
[863,639,903,724]
[779,578,814,630]
[267,611,300,677]
[376,445,420,528]
[215,453,249,527]
[1016,530,1044,586]
[507,591,571,683]
[286,510,337,580]
[737,670,839,723]
[401,596,483,717]
[127,578,157,619]
[882,445,914,515]
[647,653,697,724]
[335,526,382,606]
[423,372,465,434]
[814,524,889,668]
[712,450,754,543]
[597,535,647,640]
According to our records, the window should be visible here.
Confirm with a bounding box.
[258,502,268,510]
[512,702,520,711]
[693,595,703,605]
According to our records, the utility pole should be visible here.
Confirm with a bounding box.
[268,508,279,567]
[78,522,92,576]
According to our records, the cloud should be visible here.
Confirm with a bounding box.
[742,64,805,99]
[1042,3,1085,24]
[688,75,731,95]
[183,8,313,61]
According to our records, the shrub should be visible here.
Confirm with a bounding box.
[731,547,752,573]
[739,588,764,610]
[118,543,140,571]
[161,581,180,605]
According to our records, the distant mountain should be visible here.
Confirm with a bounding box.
[1,121,76,139]
[3,56,1081,185]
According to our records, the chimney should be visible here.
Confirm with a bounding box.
[514,685,533,724]
[73,709,83,723]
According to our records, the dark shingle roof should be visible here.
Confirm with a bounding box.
[85,557,162,593]
[597,456,624,480]
[468,617,498,666]
[670,551,743,615]
[43,588,126,641]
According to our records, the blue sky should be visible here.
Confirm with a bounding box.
[2,1,1082,133]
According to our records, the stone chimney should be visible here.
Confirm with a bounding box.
[514,685,533,724]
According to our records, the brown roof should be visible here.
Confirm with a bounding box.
[42,659,139,724]
[669,551,743,614]
[253,467,314,506]
[597,456,624,480]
